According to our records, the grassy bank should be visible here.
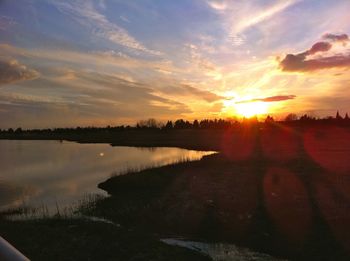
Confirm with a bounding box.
[0,217,211,261]
[82,140,350,260]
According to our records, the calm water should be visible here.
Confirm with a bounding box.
[0,140,214,212]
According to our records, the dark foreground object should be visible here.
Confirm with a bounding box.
[85,126,350,261]
[0,218,210,261]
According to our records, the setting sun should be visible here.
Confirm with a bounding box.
[235,101,269,118]
[1,1,350,260]
[222,97,270,118]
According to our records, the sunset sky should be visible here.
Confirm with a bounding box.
[0,0,350,128]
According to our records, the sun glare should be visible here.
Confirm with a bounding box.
[222,97,270,118]
[235,101,269,118]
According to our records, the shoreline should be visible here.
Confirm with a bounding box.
[1,126,350,260]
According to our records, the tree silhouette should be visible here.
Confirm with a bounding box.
[336,110,343,121]
[285,113,298,121]
[265,115,274,123]
[164,120,173,129]
[137,118,161,128]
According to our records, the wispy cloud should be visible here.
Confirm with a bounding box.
[205,0,302,50]
[207,1,227,11]
[52,0,161,56]
[236,95,296,104]
[233,0,301,34]
[0,70,191,128]
[0,44,171,74]
[209,0,301,37]
[186,43,222,80]
[159,84,224,103]
[0,59,39,86]
[120,15,130,23]
[0,15,17,30]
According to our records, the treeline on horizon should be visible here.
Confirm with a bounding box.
[1,111,350,134]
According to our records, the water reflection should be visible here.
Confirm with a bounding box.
[161,238,286,261]
[0,140,214,212]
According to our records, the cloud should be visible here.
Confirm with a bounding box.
[207,0,301,49]
[160,84,224,102]
[186,43,222,80]
[120,15,130,23]
[0,15,16,30]
[236,95,296,104]
[279,33,350,72]
[233,0,301,34]
[0,71,191,128]
[0,44,173,76]
[229,34,246,46]
[323,33,349,43]
[207,1,227,11]
[52,0,161,56]
[98,0,106,10]
[280,53,350,72]
[307,42,332,55]
[0,59,39,86]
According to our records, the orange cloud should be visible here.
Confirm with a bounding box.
[160,84,224,102]
[236,95,296,104]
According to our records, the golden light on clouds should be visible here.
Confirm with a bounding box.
[1,0,350,128]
